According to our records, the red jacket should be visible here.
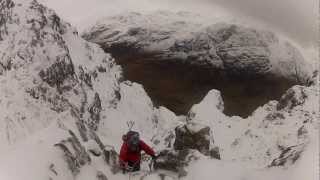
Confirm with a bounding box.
[119,140,155,166]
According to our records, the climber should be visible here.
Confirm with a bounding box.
[119,131,156,173]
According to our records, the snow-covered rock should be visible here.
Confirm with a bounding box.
[83,11,312,83]
[187,83,319,168]
[0,0,179,179]
[174,123,212,156]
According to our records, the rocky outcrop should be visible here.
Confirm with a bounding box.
[276,86,308,110]
[88,93,102,130]
[174,123,211,156]
[96,171,108,180]
[38,55,76,90]
[174,123,221,159]
[0,0,15,41]
[154,149,202,177]
[269,144,305,167]
[54,130,91,176]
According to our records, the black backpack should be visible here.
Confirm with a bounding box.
[123,131,140,152]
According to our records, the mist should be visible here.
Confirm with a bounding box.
[38,0,318,47]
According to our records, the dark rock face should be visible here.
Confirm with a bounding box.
[154,149,199,177]
[173,123,220,159]
[83,12,311,117]
[174,124,211,155]
[38,55,76,90]
[209,146,221,160]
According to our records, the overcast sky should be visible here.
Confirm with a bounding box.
[38,0,318,47]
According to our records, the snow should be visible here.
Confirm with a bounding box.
[0,122,72,180]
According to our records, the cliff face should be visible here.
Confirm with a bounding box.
[83,11,312,117]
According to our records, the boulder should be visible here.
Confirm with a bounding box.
[96,171,108,180]
[174,123,212,156]
[277,85,308,110]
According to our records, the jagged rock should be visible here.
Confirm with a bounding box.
[79,66,94,88]
[54,130,91,176]
[297,125,308,139]
[269,144,305,167]
[174,123,212,156]
[277,86,308,110]
[54,143,80,176]
[155,149,201,177]
[89,130,120,174]
[86,140,102,156]
[38,55,76,90]
[88,93,102,130]
[49,163,58,176]
[0,0,15,41]
[103,148,120,174]
[209,146,221,160]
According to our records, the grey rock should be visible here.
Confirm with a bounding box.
[54,130,91,176]
[88,93,102,130]
[174,123,212,156]
[0,0,15,41]
[269,144,305,167]
[38,55,76,91]
[277,86,308,110]
[154,149,200,177]
[96,171,108,180]
[209,146,221,160]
